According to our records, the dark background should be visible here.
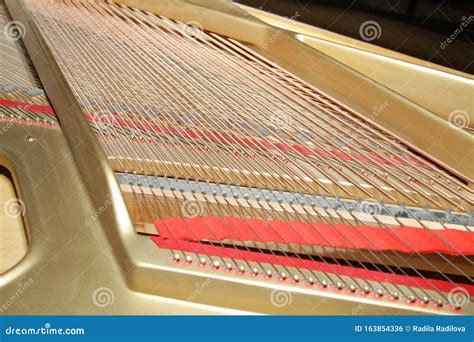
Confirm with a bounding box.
[233,0,474,74]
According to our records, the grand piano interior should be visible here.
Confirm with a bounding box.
[0,0,472,315]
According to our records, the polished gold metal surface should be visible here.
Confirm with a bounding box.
[240,4,473,131]
[0,123,447,314]
[0,168,27,275]
[0,122,247,314]
[1,0,472,315]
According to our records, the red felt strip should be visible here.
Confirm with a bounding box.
[0,99,55,116]
[0,103,426,168]
[152,236,474,296]
[153,216,474,256]
[84,112,419,167]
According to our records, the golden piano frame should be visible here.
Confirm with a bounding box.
[1,0,472,315]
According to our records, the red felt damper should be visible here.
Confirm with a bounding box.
[84,112,421,167]
[151,236,474,296]
[153,216,474,256]
[0,99,55,116]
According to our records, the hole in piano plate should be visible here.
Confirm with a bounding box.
[0,165,28,275]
